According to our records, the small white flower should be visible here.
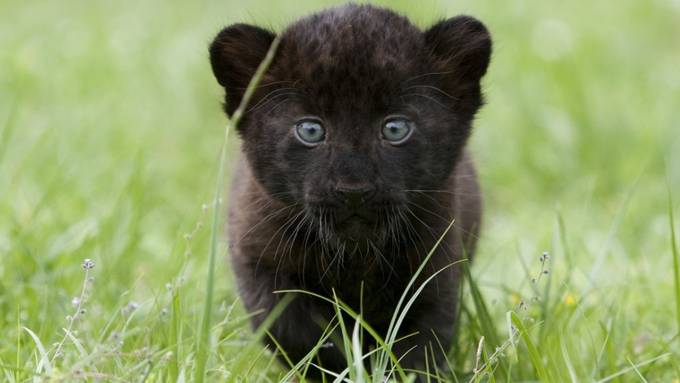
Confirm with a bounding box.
[82,259,95,269]
[123,301,140,316]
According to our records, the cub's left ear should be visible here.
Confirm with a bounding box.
[424,16,492,91]
[209,24,276,116]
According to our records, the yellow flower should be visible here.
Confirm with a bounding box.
[509,293,522,306]
[564,292,577,307]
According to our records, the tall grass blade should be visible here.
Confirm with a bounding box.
[15,307,21,382]
[21,327,51,376]
[0,100,18,166]
[626,357,649,383]
[668,185,680,334]
[594,353,670,383]
[194,36,280,383]
[279,320,342,381]
[265,330,305,381]
[64,330,88,358]
[587,179,637,286]
[509,312,550,382]
[0,360,38,381]
[560,338,578,383]
[226,293,293,382]
[378,219,457,372]
[169,287,181,382]
[464,264,508,378]
[352,317,366,383]
[332,291,355,381]
[0,357,16,383]
[277,289,407,381]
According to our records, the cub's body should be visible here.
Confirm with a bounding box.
[210,4,491,378]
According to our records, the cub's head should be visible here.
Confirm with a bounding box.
[210,4,491,245]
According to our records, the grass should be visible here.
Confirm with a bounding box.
[671,185,680,346]
[0,0,679,381]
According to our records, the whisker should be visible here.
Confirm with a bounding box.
[404,85,459,102]
[272,210,307,287]
[401,93,453,112]
[246,87,299,112]
[402,70,454,84]
[237,203,296,243]
[249,92,298,114]
[232,80,295,91]
[406,200,453,224]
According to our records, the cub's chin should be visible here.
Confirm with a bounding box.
[322,215,400,252]
[334,215,375,242]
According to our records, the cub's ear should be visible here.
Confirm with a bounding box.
[424,16,492,93]
[209,24,276,115]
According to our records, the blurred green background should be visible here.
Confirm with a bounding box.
[1,0,679,381]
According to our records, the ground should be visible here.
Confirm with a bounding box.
[0,0,679,381]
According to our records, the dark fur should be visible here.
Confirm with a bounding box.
[210,4,490,379]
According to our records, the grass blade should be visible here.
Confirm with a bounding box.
[560,338,578,383]
[378,219,457,371]
[464,264,509,378]
[626,357,649,383]
[194,36,280,383]
[277,288,407,381]
[64,329,88,358]
[594,353,670,383]
[352,316,366,383]
[21,327,51,376]
[669,185,680,334]
[509,312,550,382]
[332,291,356,381]
[0,100,18,165]
[226,293,293,382]
[0,360,41,381]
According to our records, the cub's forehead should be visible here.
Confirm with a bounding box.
[283,5,423,60]
[273,5,426,109]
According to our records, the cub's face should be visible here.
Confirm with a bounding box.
[210,5,491,245]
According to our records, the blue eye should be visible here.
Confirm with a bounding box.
[382,118,414,144]
[295,120,325,145]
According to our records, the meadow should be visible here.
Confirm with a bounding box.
[1,0,679,381]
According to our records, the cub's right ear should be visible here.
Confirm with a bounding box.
[424,16,492,92]
[209,24,276,116]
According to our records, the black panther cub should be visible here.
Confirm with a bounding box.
[209,3,490,378]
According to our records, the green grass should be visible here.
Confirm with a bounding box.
[1,0,679,381]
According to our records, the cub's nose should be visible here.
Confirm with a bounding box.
[334,182,376,209]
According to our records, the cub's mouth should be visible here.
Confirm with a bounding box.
[305,202,404,245]
[335,210,372,223]
[333,211,378,241]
